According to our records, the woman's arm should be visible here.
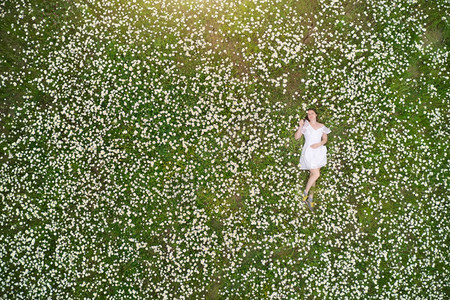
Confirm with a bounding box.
[295,119,305,140]
[320,133,328,145]
[295,126,303,140]
[311,134,328,149]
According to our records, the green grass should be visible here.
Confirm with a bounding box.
[0,0,449,298]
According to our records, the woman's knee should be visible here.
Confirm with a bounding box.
[310,168,320,177]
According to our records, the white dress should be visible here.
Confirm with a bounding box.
[299,120,331,170]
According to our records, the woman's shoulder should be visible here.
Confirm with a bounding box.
[321,123,331,133]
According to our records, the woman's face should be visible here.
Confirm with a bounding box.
[307,110,317,121]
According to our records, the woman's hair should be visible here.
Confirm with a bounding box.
[305,108,318,122]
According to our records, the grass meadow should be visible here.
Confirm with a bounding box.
[0,0,449,298]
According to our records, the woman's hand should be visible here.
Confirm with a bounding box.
[310,143,321,149]
[299,119,304,127]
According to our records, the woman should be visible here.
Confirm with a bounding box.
[294,108,331,211]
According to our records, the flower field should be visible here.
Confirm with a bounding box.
[0,0,448,298]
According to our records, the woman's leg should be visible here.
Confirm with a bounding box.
[305,168,320,194]
[310,181,316,199]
